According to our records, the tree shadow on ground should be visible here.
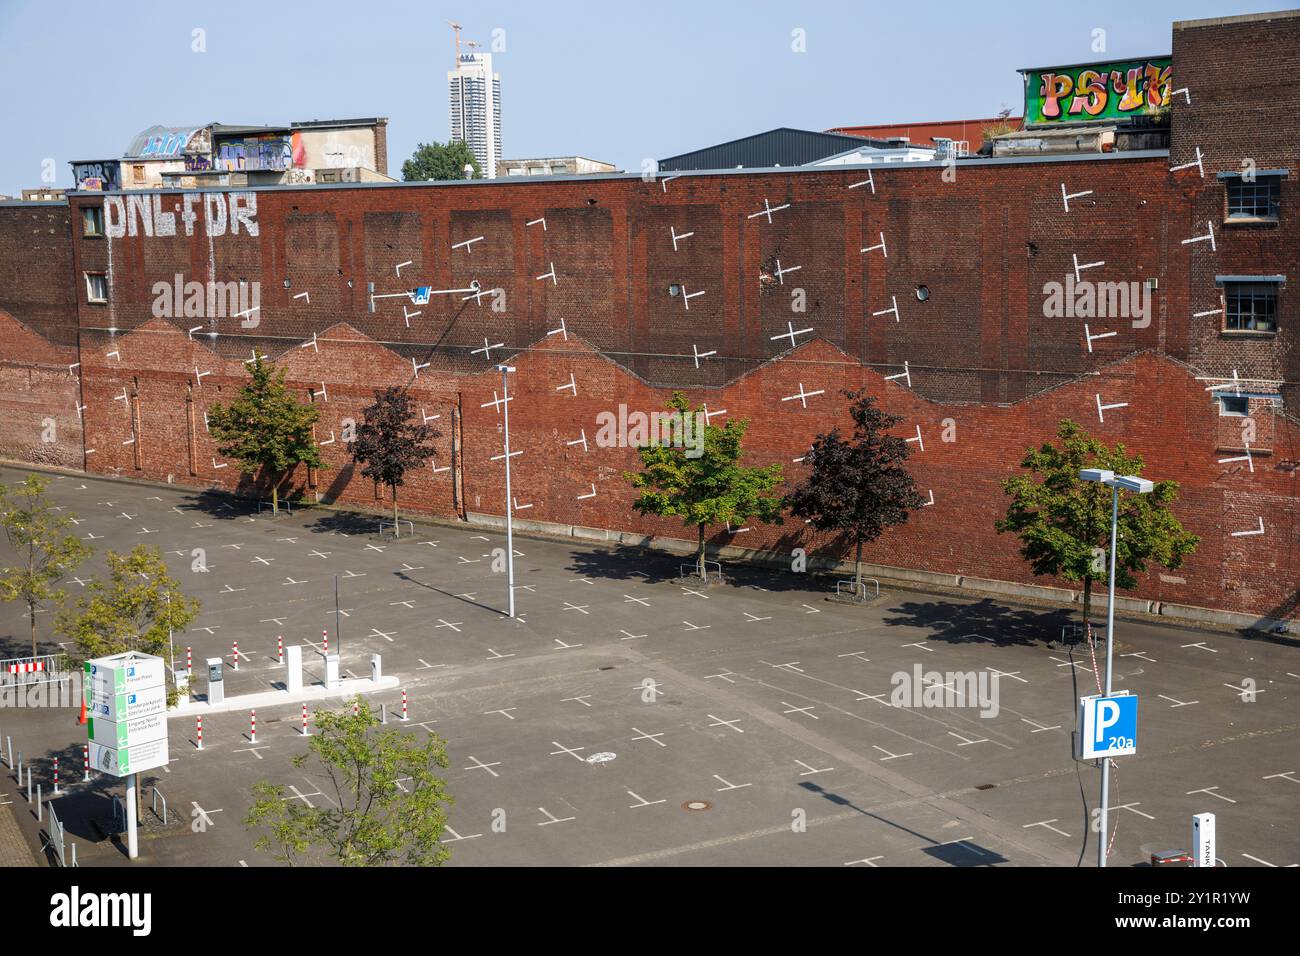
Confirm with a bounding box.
[881,597,1078,649]
[562,542,840,595]
[303,509,384,538]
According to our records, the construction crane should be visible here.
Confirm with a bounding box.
[446,20,462,66]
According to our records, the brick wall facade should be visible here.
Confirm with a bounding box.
[0,13,1296,621]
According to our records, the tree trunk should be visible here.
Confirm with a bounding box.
[697,524,707,580]
[28,598,37,657]
[271,475,280,516]
[855,537,864,597]
[392,486,399,538]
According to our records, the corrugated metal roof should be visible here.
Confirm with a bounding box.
[658,127,888,171]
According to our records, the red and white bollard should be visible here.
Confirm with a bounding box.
[83,744,90,781]
[322,629,329,654]
[401,689,409,721]
[249,709,257,744]
[301,703,309,736]
[277,635,284,665]
[352,699,359,718]
[196,715,203,750]
[52,756,59,794]
[232,640,240,670]
[186,646,193,677]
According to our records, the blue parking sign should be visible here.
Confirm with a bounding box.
[1078,692,1137,759]
[411,286,431,305]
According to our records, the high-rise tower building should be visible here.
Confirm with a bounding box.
[448,52,501,179]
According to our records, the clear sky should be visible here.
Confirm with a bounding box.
[0,0,1283,194]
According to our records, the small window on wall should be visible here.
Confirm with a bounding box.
[1218,395,1249,417]
[1225,176,1281,221]
[1223,282,1278,333]
[82,206,104,236]
[85,272,108,303]
[132,164,145,184]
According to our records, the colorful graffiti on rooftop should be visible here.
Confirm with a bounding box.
[1024,57,1172,125]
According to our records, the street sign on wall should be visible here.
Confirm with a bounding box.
[1077,691,1138,759]
[1021,57,1172,126]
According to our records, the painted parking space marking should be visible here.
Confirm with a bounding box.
[538,807,576,826]
[627,790,667,809]
[795,759,833,775]
[550,742,586,761]
[1186,786,1235,803]
[781,701,818,719]
[464,756,501,777]
[872,745,912,761]
[631,728,666,747]
[1023,819,1070,838]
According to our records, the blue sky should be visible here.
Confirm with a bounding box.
[0,0,1281,194]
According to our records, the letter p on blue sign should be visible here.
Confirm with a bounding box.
[1078,692,1137,759]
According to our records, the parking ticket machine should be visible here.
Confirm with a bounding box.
[207,657,224,705]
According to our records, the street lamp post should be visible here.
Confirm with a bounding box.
[1080,468,1154,868]
[497,365,517,618]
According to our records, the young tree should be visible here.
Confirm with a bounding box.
[624,392,784,579]
[785,390,925,595]
[245,698,454,866]
[0,474,92,656]
[56,545,200,695]
[401,140,481,181]
[995,419,1199,634]
[350,387,439,536]
[207,355,324,514]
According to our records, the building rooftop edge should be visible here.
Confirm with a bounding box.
[36,149,1172,201]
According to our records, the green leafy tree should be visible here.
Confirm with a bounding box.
[785,390,925,595]
[401,140,481,181]
[245,698,454,866]
[351,387,438,536]
[0,474,91,655]
[995,419,1199,633]
[207,355,324,514]
[624,392,784,579]
[56,545,199,700]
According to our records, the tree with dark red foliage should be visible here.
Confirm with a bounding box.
[785,389,925,595]
[351,387,439,536]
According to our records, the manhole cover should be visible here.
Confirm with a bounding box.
[683,800,712,811]
[585,752,616,765]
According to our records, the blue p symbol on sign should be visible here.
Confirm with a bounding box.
[1079,693,1137,759]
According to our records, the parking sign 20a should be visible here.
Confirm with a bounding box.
[1077,692,1138,759]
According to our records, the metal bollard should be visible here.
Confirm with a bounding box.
[36,785,42,821]
[26,765,32,802]
[381,703,387,724]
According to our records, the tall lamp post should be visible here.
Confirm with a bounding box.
[496,364,517,618]
[1079,468,1154,868]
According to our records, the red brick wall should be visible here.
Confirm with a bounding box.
[0,13,1295,621]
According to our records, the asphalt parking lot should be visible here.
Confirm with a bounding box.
[1,464,1296,867]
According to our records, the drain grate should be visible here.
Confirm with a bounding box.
[975,783,996,791]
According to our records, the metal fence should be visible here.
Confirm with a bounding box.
[0,653,71,689]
